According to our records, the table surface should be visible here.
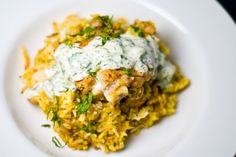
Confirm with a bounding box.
[218,0,236,22]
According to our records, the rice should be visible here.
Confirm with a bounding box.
[21,14,190,152]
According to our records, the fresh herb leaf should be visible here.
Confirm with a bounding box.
[46,109,51,120]
[82,26,94,35]
[88,69,97,77]
[90,15,123,45]
[64,88,69,92]
[51,109,58,126]
[131,25,144,37]
[101,35,109,45]
[52,136,65,148]
[81,121,97,133]
[99,15,121,45]
[49,96,62,126]
[100,15,110,22]
[112,31,121,38]
[123,68,131,76]
[99,15,113,28]
[77,93,93,115]
[56,96,59,104]
[157,64,164,72]
[41,124,51,128]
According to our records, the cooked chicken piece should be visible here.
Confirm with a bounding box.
[124,87,147,107]
[104,85,129,103]
[130,77,145,88]
[96,69,125,87]
[75,77,95,94]
[95,69,134,103]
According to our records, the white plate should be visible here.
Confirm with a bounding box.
[0,0,236,157]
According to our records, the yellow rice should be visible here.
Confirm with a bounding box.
[21,14,190,152]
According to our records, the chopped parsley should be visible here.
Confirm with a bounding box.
[131,25,144,37]
[81,121,97,133]
[82,26,94,35]
[76,92,93,115]
[102,35,109,45]
[97,15,122,45]
[51,109,61,126]
[88,69,97,77]
[52,136,66,148]
[41,124,51,128]
[64,15,123,45]
[123,68,131,76]
[157,64,164,72]
[47,97,62,126]
[88,71,97,77]
[99,15,113,28]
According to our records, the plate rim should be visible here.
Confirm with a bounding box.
[0,0,236,157]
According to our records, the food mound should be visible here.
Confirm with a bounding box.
[21,14,190,152]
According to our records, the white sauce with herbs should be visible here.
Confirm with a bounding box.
[24,34,175,98]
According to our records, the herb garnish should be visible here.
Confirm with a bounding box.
[99,15,113,28]
[88,69,97,77]
[52,136,66,148]
[82,26,94,35]
[76,92,93,115]
[81,121,97,133]
[131,25,144,37]
[62,15,125,46]
[157,64,164,72]
[102,35,109,45]
[47,96,62,126]
[98,15,122,45]
[41,124,51,128]
[51,109,62,126]
[123,68,131,76]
